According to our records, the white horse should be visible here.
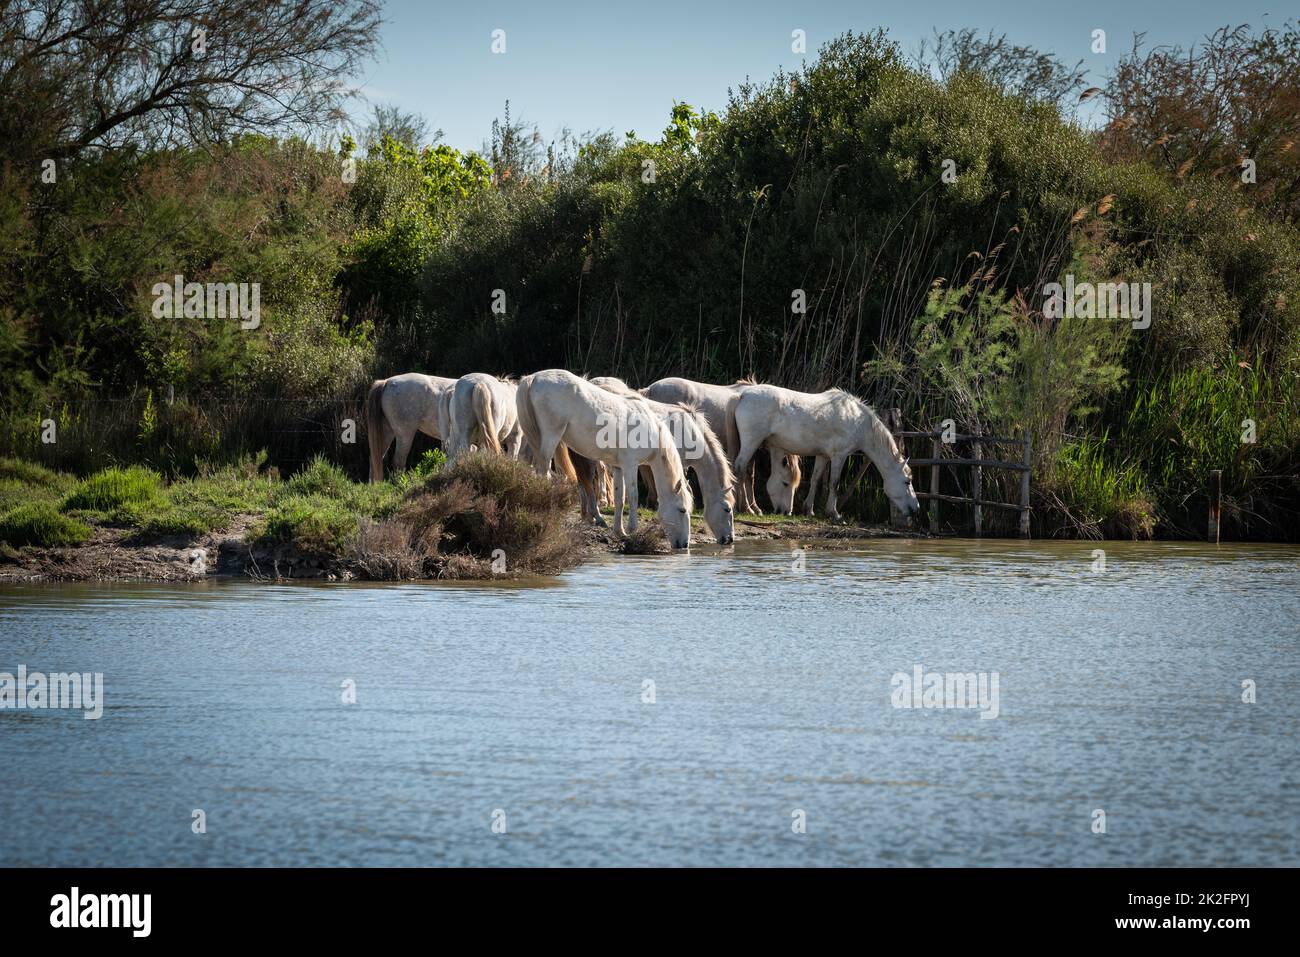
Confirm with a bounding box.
[643,377,801,513]
[589,377,736,544]
[366,373,457,482]
[732,385,921,522]
[444,373,524,459]
[516,370,694,548]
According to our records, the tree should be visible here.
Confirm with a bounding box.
[915,28,1087,108]
[361,103,437,155]
[1103,23,1300,218]
[0,0,382,167]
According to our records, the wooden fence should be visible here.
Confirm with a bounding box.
[885,411,1033,538]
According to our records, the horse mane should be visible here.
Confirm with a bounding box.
[678,404,735,490]
[655,418,692,505]
[733,376,760,386]
[827,388,910,472]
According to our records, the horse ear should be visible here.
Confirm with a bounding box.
[674,478,683,494]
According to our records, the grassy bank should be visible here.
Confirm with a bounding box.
[0,453,585,581]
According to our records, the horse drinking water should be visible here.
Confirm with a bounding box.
[732,385,921,522]
[515,370,694,548]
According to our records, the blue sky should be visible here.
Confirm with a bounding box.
[350,1,1291,153]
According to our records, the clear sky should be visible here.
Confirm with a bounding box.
[351,1,1291,153]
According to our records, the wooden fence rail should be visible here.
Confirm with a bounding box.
[889,413,1032,538]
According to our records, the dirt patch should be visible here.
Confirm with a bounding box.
[0,516,356,583]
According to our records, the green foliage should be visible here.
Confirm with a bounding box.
[1117,358,1299,532]
[1049,435,1156,539]
[0,503,93,547]
[63,466,163,512]
[393,448,447,493]
[659,102,720,152]
[251,495,360,556]
[868,281,1126,451]
[0,457,78,513]
[342,135,492,309]
[283,454,352,498]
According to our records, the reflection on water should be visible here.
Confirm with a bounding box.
[1,539,1297,866]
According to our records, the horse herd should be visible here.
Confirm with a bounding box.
[366,370,922,549]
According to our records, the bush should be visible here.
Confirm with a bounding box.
[620,522,671,554]
[384,452,581,578]
[351,517,423,580]
[0,503,93,547]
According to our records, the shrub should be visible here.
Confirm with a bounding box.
[389,452,581,578]
[351,517,423,580]
[620,522,671,554]
[0,503,93,547]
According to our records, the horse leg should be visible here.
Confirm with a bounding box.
[370,422,393,483]
[740,459,761,514]
[734,438,762,514]
[392,429,415,475]
[825,454,848,523]
[625,465,640,533]
[640,463,658,509]
[612,466,627,537]
[533,432,561,476]
[803,457,828,515]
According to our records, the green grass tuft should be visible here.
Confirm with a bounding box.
[0,502,93,547]
[63,465,163,512]
[250,494,360,556]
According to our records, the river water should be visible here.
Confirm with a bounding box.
[2,539,1297,867]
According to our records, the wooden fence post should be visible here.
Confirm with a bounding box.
[971,435,983,537]
[1208,469,1222,544]
[929,434,942,531]
[1018,431,1032,538]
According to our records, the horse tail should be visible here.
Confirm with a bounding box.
[552,443,579,483]
[471,379,502,454]
[658,420,691,508]
[786,452,803,488]
[724,391,754,496]
[365,378,388,483]
[724,393,742,463]
[567,449,595,515]
[514,374,545,468]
